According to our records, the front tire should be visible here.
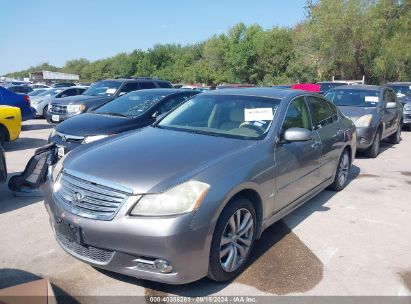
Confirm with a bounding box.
[364,130,380,158]
[329,149,350,191]
[388,122,402,144]
[208,197,256,282]
[42,107,48,119]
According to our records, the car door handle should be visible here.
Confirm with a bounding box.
[5,116,14,120]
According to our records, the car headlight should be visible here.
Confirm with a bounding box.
[67,104,85,114]
[49,128,56,141]
[51,153,69,184]
[354,114,373,128]
[130,181,210,216]
[82,134,109,144]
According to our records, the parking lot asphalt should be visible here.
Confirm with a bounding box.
[1,119,411,300]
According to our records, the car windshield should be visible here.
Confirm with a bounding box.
[326,89,379,107]
[157,94,280,139]
[319,83,347,92]
[387,85,411,97]
[94,91,167,117]
[83,81,121,97]
[37,88,64,97]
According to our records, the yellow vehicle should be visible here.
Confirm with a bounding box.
[0,106,22,144]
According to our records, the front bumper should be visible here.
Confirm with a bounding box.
[355,127,376,150]
[31,103,46,117]
[46,112,76,125]
[43,178,211,284]
[403,110,411,125]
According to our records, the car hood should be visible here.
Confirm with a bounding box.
[63,127,255,194]
[53,95,112,106]
[337,106,377,121]
[56,113,135,136]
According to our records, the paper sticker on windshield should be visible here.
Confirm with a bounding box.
[106,88,116,94]
[365,96,378,102]
[244,108,273,121]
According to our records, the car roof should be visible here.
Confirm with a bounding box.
[386,82,411,85]
[329,85,382,91]
[103,78,169,83]
[201,87,313,100]
[129,88,184,95]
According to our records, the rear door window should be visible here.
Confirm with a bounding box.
[307,96,334,129]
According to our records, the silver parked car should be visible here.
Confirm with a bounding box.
[31,87,87,118]
[43,88,356,284]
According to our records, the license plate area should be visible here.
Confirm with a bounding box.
[52,115,60,122]
[57,146,65,158]
[55,218,83,244]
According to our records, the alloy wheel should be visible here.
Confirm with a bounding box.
[337,152,350,187]
[219,208,254,273]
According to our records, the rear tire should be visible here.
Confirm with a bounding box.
[329,149,350,191]
[364,130,380,158]
[388,122,402,144]
[208,196,256,283]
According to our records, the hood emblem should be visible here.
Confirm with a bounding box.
[72,191,85,205]
[61,135,67,142]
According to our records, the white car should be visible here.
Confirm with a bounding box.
[30,87,87,118]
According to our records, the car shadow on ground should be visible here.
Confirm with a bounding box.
[97,165,361,297]
[22,123,52,131]
[0,268,78,304]
[355,139,401,159]
[3,138,49,152]
[0,173,44,214]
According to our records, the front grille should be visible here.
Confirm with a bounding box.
[56,132,84,143]
[54,172,130,220]
[50,103,67,114]
[56,231,114,264]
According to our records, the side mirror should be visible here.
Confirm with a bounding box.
[386,102,397,109]
[283,127,312,142]
[0,146,7,184]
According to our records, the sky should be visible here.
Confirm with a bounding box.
[0,0,307,75]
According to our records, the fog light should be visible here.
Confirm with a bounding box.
[154,259,172,273]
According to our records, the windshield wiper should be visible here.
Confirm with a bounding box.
[96,112,128,117]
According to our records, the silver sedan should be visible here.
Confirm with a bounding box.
[43,88,356,284]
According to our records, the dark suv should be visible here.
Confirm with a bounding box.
[46,78,172,124]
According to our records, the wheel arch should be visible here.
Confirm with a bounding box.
[218,187,264,239]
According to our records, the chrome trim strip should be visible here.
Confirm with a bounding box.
[56,131,85,141]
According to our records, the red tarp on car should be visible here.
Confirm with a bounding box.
[291,83,321,93]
